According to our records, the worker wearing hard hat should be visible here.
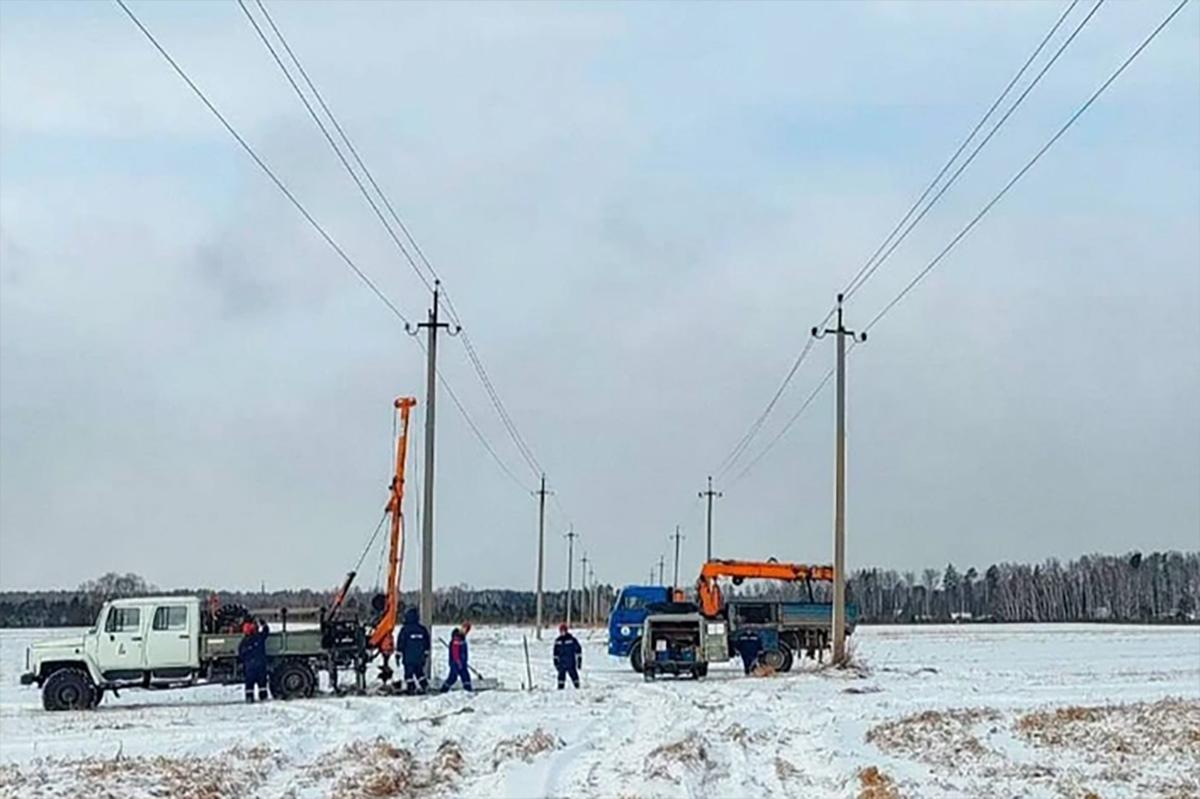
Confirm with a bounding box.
[553,623,582,689]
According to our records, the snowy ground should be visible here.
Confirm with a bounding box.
[1,624,1197,798]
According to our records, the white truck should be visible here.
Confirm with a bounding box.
[19,595,359,710]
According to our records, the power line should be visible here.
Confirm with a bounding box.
[843,0,1098,301]
[730,363,837,486]
[714,0,1087,481]
[121,0,535,499]
[240,0,435,295]
[246,0,552,494]
[864,0,1190,334]
[114,0,412,327]
[715,336,816,478]
[730,0,1188,483]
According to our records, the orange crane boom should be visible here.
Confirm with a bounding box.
[367,396,417,654]
[695,558,834,617]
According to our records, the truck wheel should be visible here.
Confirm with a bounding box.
[629,638,644,673]
[43,668,97,711]
[758,648,787,671]
[777,644,794,673]
[271,661,316,700]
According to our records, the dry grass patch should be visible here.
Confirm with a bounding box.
[491,728,562,768]
[866,707,1001,767]
[645,733,714,783]
[1016,697,1200,763]
[306,738,464,799]
[857,765,901,799]
[0,745,278,799]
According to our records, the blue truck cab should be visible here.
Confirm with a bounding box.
[607,585,671,656]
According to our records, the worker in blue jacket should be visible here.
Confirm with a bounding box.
[553,623,582,689]
[238,619,271,702]
[396,607,431,695]
[733,629,761,675]
[439,627,472,693]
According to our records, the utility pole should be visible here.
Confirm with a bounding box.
[534,475,551,640]
[564,527,578,627]
[657,555,665,586]
[585,563,595,623]
[407,280,459,676]
[699,476,722,562]
[580,552,590,627]
[649,567,655,584]
[670,526,684,590]
[813,293,865,666]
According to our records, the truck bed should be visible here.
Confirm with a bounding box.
[200,629,326,660]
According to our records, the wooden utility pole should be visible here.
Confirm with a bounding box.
[813,293,865,666]
[670,526,684,590]
[407,279,458,677]
[564,527,578,626]
[699,476,722,562]
[534,475,550,639]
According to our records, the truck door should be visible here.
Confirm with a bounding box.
[145,605,194,670]
[96,606,146,677]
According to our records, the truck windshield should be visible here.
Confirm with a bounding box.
[621,593,651,610]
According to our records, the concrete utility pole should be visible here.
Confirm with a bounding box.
[580,553,590,627]
[589,566,598,623]
[534,475,551,640]
[564,527,578,627]
[407,279,459,676]
[699,476,722,562]
[649,567,655,584]
[671,526,684,590]
[657,556,666,587]
[813,293,865,666]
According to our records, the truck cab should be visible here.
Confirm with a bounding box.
[607,585,670,657]
[21,596,203,709]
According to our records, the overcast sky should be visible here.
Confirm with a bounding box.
[1,1,1197,592]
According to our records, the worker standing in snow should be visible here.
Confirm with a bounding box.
[439,627,472,693]
[733,629,761,676]
[238,619,270,703]
[396,607,430,695]
[553,623,582,689]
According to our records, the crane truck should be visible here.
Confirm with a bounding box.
[612,558,859,678]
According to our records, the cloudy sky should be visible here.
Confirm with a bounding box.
[1,1,1197,592]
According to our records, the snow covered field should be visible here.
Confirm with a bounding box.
[1,624,1197,798]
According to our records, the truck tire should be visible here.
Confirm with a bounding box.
[629,638,644,673]
[642,666,656,682]
[42,668,97,711]
[271,660,316,700]
[779,644,794,673]
[758,648,788,672]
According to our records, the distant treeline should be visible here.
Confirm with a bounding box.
[745,551,1200,624]
[0,572,617,628]
[1,551,1196,628]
